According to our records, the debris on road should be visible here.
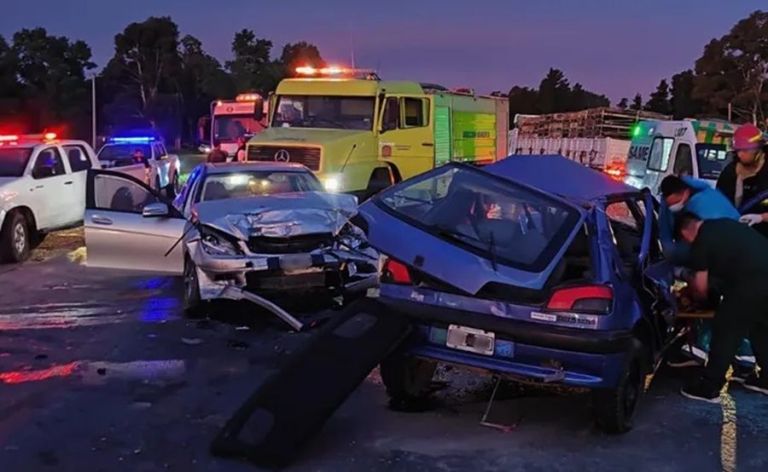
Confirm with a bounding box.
[181,337,203,346]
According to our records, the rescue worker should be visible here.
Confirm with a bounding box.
[207,142,228,164]
[236,136,247,162]
[659,175,740,265]
[676,213,768,402]
[716,123,768,238]
[132,148,147,166]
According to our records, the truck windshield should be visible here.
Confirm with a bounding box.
[377,165,581,272]
[0,148,33,177]
[272,95,374,130]
[696,144,731,180]
[214,115,263,142]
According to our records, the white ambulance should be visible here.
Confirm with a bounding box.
[624,119,734,192]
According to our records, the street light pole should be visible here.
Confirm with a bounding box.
[91,74,97,149]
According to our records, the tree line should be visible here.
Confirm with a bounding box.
[1,11,767,145]
[0,16,325,144]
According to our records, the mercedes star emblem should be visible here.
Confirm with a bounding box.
[274,149,291,162]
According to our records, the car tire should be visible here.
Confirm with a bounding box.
[380,355,437,411]
[183,258,205,318]
[591,356,643,434]
[0,211,31,263]
[364,167,395,200]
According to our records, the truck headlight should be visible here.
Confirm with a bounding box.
[323,174,342,193]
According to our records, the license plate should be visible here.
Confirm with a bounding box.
[446,324,495,356]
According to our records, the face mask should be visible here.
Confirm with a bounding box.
[669,202,685,213]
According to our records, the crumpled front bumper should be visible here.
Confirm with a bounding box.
[188,240,378,301]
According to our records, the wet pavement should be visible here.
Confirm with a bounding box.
[0,235,767,471]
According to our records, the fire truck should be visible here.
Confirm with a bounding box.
[246,66,509,195]
[199,93,268,157]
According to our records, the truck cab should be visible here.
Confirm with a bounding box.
[0,133,100,262]
[246,68,509,196]
[625,119,733,192]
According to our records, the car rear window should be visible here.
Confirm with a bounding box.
[377,165,582,272]
[0,148,33,177]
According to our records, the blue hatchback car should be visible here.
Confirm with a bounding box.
[356,155,677,433]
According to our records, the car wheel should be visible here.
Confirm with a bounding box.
[380,355,437,412]
[592,356,643,434]
[183,258,205,318]
[0,212,31,263]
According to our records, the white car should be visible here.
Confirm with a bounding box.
[97,136,181,197]
[0,134,100,262]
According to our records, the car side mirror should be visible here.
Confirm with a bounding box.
[32,166,55,179]
[142,202,169,218]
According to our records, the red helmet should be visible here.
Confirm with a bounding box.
[733,123,765,151]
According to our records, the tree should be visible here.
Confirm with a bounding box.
[645,79,672,115]
[507,86,539,119]
[568,83,610,111]
[179,35,234,141]
[670,70,702,119]
[227,30,280,93]
[537,68,571,114]
[11,28,95,134]
[693,11,768,123]
[631,94,643,111]
[618,97,629,110]
[102,17,183,139]
[280,41,324,76]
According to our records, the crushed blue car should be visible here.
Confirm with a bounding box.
[356,155,678,433]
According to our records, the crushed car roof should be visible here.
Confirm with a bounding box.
[487,155,637,201]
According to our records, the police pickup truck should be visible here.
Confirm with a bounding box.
[0,133,100,262]
[96,135,181,198]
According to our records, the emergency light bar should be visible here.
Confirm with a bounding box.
[236,93,262,102]
[0,135,19,142]
[0,133,57,144]
[295,65,375,77]
[109,136,156,144]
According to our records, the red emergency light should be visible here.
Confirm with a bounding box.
[0,135,19,142]
[236,93,262,102]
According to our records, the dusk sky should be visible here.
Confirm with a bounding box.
[1,1,765,102]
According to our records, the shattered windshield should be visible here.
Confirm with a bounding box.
[0,148,32,177]
[272,95,374,130]
[200,171,322,202]
[378,165,581,271]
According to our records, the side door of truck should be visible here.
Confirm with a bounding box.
[61,143,95,224]
[378,95,433,180]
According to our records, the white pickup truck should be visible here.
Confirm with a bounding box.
[0,134,102,262]
[96,137,181,198]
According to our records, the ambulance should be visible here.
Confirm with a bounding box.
[246,66,509,195]
[201,93,268,157]
[625,119,735,192]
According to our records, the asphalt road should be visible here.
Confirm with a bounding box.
[0,234,767,471]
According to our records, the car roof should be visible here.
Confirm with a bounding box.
[204,162,311,174]
[486,155,638,201]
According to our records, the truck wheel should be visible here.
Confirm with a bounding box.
[364,167,395,200]
[0,212,31,263]
[183,258,205,318]
[380,355,437,411]
[592,356,643,434]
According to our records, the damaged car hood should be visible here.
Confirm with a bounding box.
[194,191,359,240]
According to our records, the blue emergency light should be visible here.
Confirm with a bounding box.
[109,136,156,144]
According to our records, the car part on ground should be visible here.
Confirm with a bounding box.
[218,285,304,331]
[210,299,411,468]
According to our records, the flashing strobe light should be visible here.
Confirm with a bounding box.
[44,132,57,141]
[631,124,642,139]
[295,65,354,77]
[296,66,318,76]
[0,135,20,142]
[109,136,156,144]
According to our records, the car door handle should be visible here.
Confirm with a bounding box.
[64,181,73,185]
[422,142,434,147]
[91,215,113,226]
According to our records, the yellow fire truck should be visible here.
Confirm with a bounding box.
[246,67,509,195]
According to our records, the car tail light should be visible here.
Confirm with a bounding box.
[546,285,613,314]
[381,258,412,285]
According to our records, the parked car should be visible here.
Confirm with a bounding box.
[97,134,181,198]
[0,133,99,262]
[83,162,378,325]
[355,155,677,433]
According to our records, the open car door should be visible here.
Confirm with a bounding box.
[84,169,186,274]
